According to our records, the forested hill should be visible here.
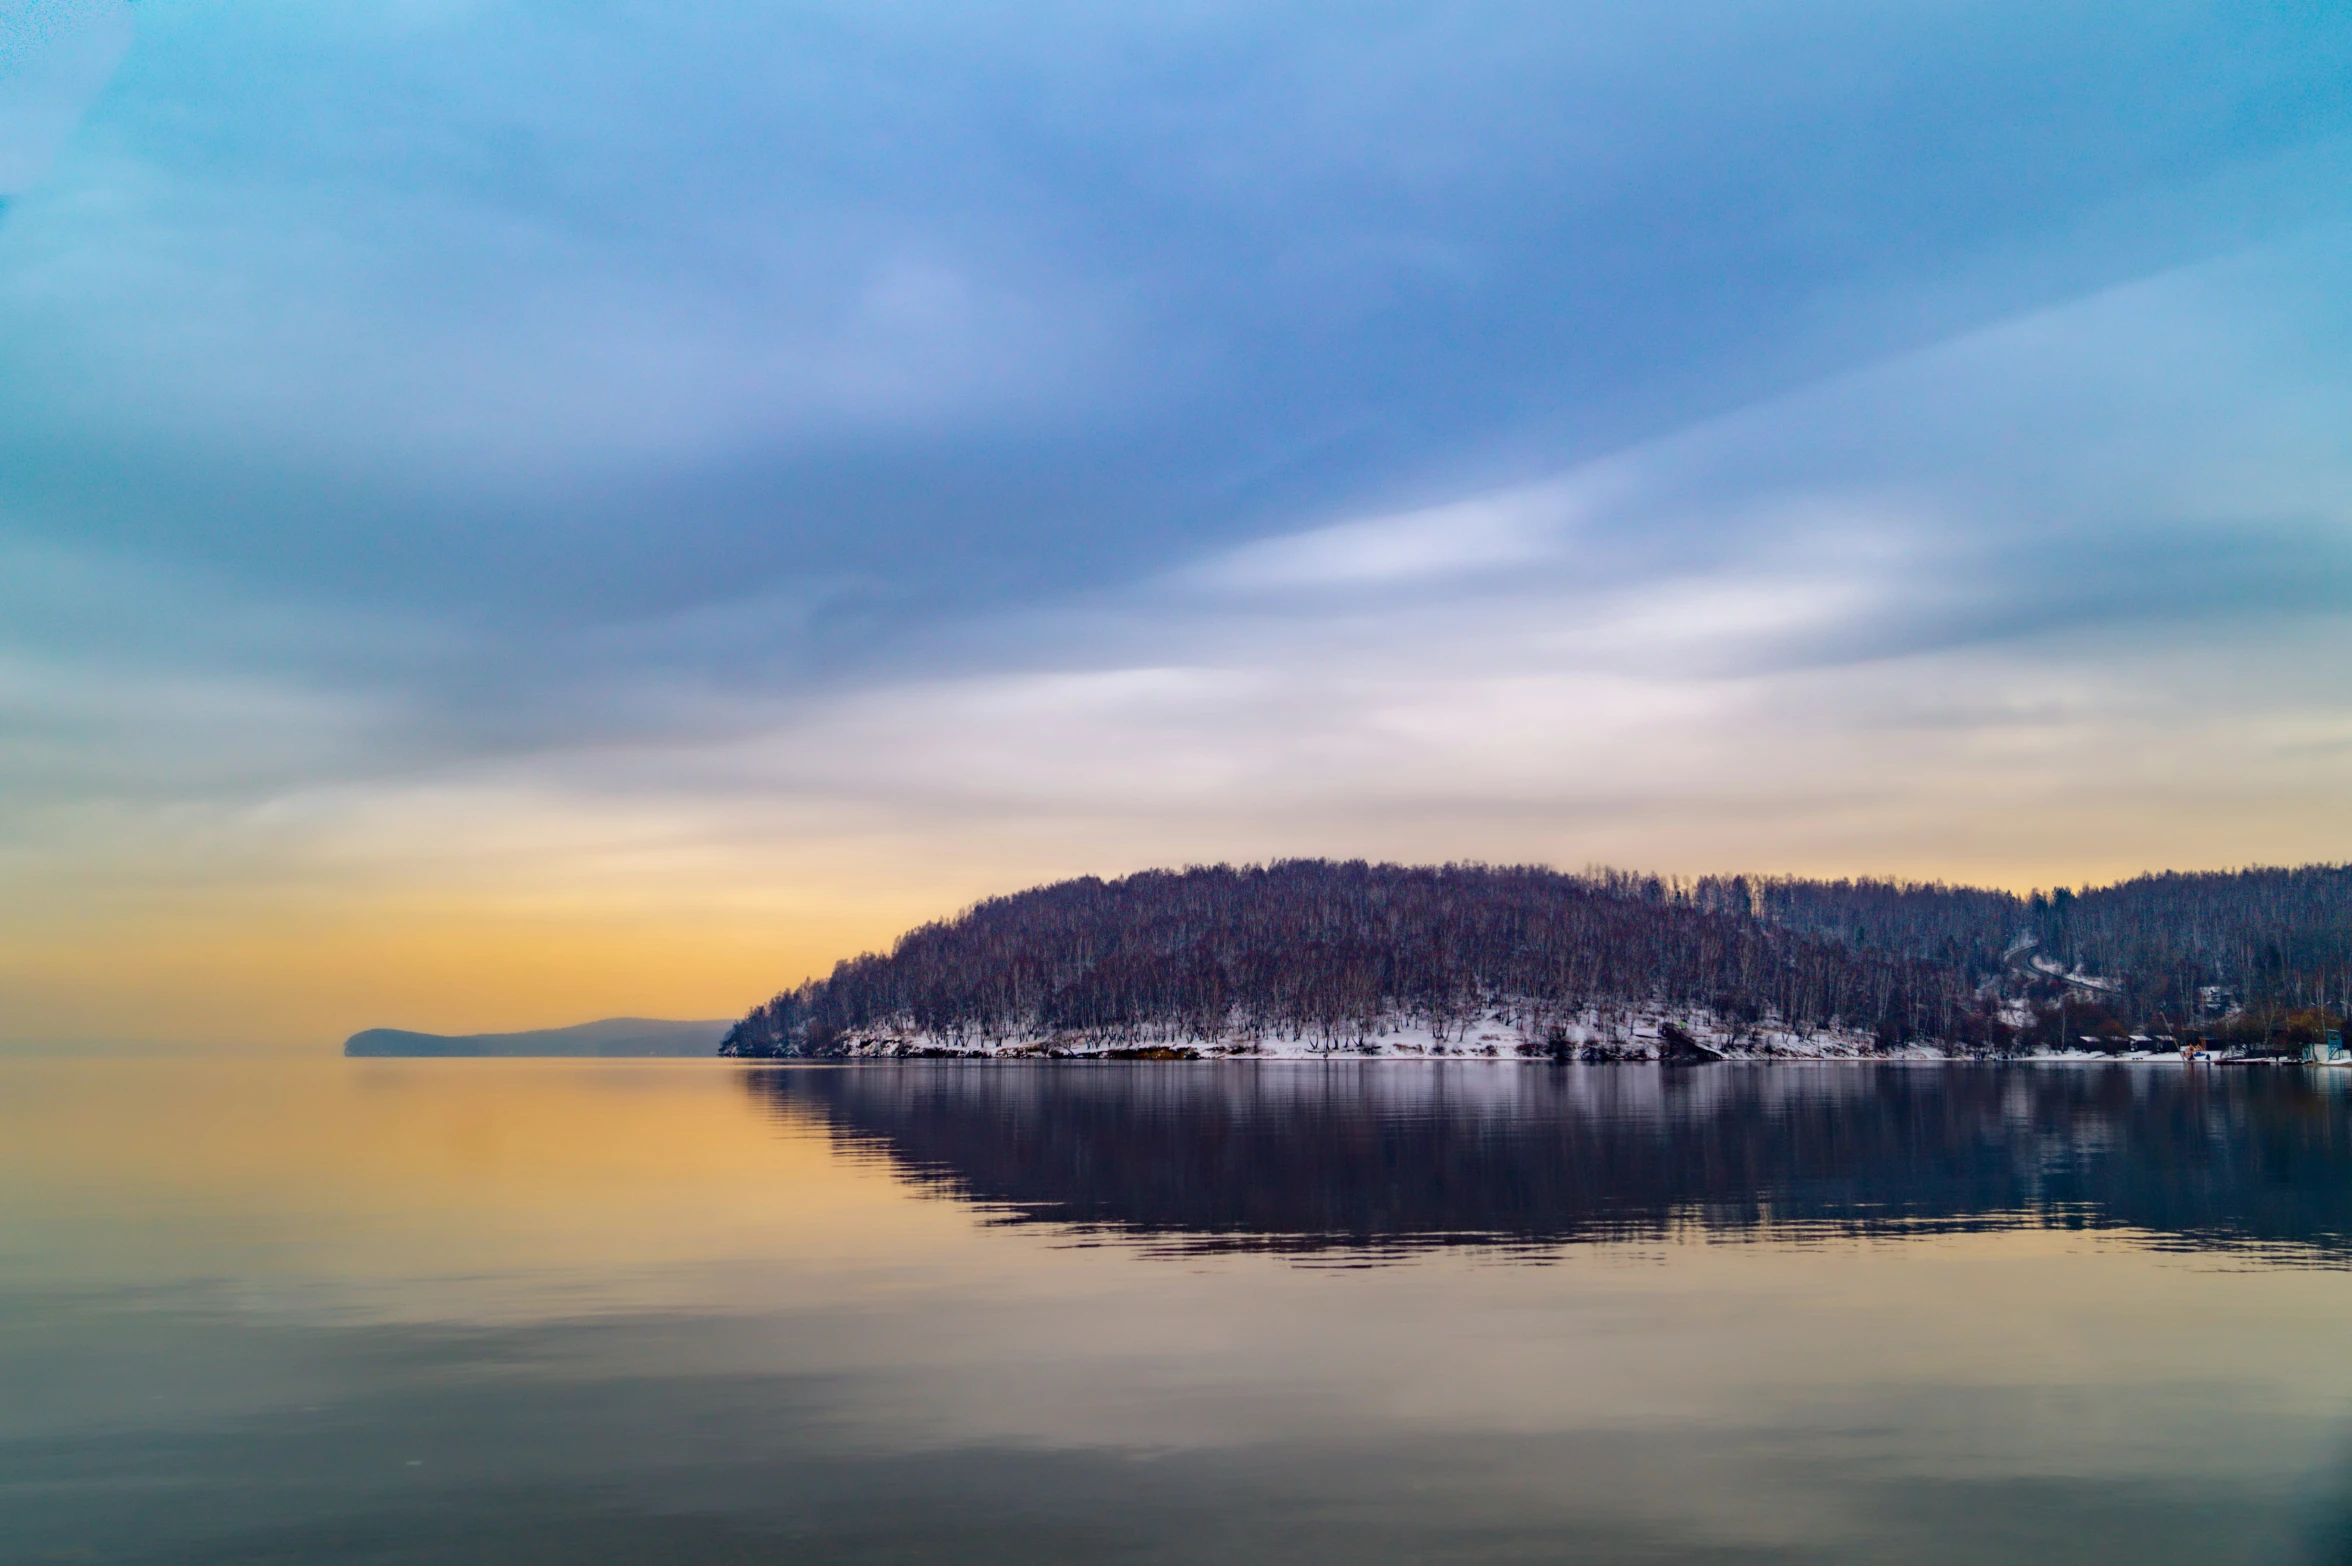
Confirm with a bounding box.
[2073,869,2352,1015]
[721,862,1942,1057]
[722,860,2352,1059]
[1694,866,2352,1025]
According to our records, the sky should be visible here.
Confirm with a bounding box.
[3,0,2350,1050]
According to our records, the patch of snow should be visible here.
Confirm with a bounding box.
[797,999,1901,1062]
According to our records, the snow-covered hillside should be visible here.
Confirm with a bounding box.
[779,1001,1901,1061]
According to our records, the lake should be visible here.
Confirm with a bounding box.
[7,1057,2352,1564]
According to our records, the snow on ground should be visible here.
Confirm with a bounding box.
[804,1002,1891,1062]
[784,1001,2290,1065]
[2025,955,2121,994]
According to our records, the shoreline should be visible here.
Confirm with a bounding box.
[732,1041,2323,1067]
[725,997,2330,1065]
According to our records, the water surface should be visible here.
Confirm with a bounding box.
[7,1058,2352,1563]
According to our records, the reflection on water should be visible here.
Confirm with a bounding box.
[754,1060,2352,1262]
[7,1057,2352,1565]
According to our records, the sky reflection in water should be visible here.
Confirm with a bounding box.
[7,1058,2352,1564]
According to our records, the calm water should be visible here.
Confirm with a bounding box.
[8,1059,2352,1564]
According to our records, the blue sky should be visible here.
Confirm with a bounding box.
[4,1,2350,1044]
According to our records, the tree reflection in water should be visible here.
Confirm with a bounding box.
[747,1061,2352,1262]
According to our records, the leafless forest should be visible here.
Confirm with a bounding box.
[723,861,2352,1057]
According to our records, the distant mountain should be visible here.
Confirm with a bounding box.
[344,1017,732,1057]
[721,859,2352,1060]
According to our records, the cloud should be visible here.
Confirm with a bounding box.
[5,3,2352,1041]
[688,231,2352,853]
[6,1,2348,618]
[1183,481,1589,592]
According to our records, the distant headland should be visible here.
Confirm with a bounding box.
[345,1018,732,1057]
[719,859,2352,1063]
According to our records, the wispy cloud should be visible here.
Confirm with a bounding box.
[5,3,2352,1043]
[1183,481,1591,593]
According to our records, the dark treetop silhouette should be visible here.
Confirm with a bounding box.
[722,860,2352,1058]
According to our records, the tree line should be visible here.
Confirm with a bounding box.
[722,860,1966,1056]
[1694,865,2352,1041]
[722,860,2352,1058]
